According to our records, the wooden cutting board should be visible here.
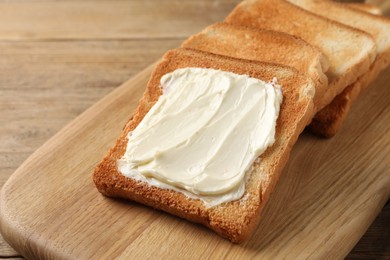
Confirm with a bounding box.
[0,63,389,259]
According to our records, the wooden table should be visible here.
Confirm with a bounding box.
[0,0,388,259]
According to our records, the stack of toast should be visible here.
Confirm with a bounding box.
[93,0,390,243]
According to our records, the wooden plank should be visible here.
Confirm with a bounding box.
[0,39,181,189]
[0,0,388,258]
[1,39,388,259]
[0,38,183,259]
[0,1,240,40]
[346,202,390,259]
[0,40,183,66]
[0,63,389,259]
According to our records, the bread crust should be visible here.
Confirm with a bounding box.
[182,22,328,108]
[225,0,376,112]
[286,0,390,137]
[310,54,390,137]
[93,48,315,243]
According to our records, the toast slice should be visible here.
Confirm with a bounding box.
[288,0,390,136]
[225,0,376,112]
[93,48,315,243]
[182,22,328,107]
[310,60,384,137]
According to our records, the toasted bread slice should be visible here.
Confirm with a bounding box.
[93,48,315,243]
[182,22,328,107]
[288,0,390,137]
[310,59,385,137]
[225,0,376,112]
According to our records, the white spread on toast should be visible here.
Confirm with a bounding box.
[118,68,282,207]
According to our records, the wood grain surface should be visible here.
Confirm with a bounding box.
[1,58,389,260]
[0,1,239,40]
[0,0,389,259]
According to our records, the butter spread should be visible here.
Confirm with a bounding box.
[118,68,282,207]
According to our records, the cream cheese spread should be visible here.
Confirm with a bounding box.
[118,68,283,207]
